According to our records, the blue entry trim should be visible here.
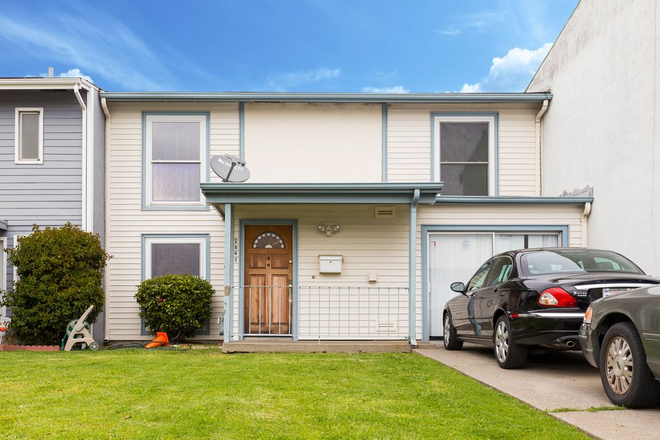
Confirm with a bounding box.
[238,219,298,341]
[382,103,388,182]
[430,112,499,195]
[140,233,212,336]
[224,204,233,340]
[141,111,211,211]
[239,102,245,160]
[420,224,570,342]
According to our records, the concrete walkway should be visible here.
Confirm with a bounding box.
[415,344,660,440]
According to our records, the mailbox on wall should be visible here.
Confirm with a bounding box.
[319,255,343,274]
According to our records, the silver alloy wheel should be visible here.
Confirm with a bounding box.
[605,336,634,395]
[444,315,451,346]
[495,320,509,363]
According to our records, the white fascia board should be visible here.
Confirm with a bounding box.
[0,77,97,91]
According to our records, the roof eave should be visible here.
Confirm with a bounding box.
[435,196,593,205]
[0,77,97,91]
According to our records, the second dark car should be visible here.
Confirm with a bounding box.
[443,248,659,369]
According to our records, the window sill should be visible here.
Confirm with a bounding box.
[142,204,210,211]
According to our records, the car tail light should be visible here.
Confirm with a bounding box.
[584,305,593,324]
[537,287,578,307]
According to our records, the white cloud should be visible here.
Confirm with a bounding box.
[460,43,552,92]
[0,7,208,90]
[36,68,94,83]
[435,10,505,37]
[362,85,409,94]
[267,67,341,91]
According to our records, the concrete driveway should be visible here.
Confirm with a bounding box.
[416,343,660,440]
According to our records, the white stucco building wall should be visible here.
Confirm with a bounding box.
[527,0,660,275]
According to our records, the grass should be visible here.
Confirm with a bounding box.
[0,350,589,439]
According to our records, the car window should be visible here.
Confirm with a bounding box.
[467,259,494,291]
[522,250,644,275]
[486,257,513,286]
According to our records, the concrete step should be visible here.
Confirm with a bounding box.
[223,340,412,353]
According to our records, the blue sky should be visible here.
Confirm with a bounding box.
[0,0,577,93]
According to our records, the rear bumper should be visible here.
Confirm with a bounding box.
[510,310,585,347]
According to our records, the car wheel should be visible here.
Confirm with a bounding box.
[443,312,463,350]
[494,316,528,369]
[599,322,660,408]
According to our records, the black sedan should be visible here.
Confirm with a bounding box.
[580,286,660,408]
[443,248,659,369]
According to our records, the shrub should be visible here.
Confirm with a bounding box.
[1,223,110,346]
[135,275,215,340]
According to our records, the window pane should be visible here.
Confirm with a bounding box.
[152,163,200,202]
[152,122,200,161]
[494,234,525,253]
[151,243,200,278]
[440,164,488,195]
[528,234,559,248]
[20,112,40,160]
[440,122,488,162]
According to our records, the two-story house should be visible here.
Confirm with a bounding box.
[99,92,592,348]
[0,76,106,340]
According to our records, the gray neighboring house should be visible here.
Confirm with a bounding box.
[0,76,106,341]
[527,0,660,276]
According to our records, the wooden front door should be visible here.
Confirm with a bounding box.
[244,225,293,335]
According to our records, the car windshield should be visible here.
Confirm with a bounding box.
[521,250,644,276]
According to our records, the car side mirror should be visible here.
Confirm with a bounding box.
[451,282,466,294]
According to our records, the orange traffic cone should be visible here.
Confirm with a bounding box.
[145,332,169,349]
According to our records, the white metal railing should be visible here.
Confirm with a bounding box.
[231,285,409,341]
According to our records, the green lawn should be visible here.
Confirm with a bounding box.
[0,350,587,439]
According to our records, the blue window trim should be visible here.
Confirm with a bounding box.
[141,111,211,211]
[140,233,212,336]
[238,219,298,341]
[430,112,499,196]
[420,224,569,342]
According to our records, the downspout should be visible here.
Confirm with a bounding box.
[224,204,233,342]
[409,189,420,347]
[101,97,111,342]
[73,83,88,231]
[581,202,592,247]
[535,99,549,196]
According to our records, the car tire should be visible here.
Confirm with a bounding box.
[494,316,528,369]
[443,312,463,350]
[599,322,660,408]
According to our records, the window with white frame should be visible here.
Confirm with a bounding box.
[144,236,208,280]
[433,115,495,195]
[145,114,207,207]
[15,108,44,164]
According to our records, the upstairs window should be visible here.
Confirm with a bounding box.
[144,114,207,207]
[15,108,43,164]
[433,115,495,195]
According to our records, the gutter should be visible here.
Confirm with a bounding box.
[100,91,553,104]
[73,84,90,232]
[535,99,549,196]
[582,202,592,247]
[101,97,111,342]
[409,189,420,347]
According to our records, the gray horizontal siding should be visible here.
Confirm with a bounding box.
[0,91,85,294]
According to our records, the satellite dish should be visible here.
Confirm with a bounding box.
[210,154,251,183]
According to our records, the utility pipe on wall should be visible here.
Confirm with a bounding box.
[581,202,592,247]
[101,97,111,342]
[535,99,549,196]
[409,189,420,347]
[73,83,88,231]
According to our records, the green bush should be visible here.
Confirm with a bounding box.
[1,223,110,345]
[135,275,215,340]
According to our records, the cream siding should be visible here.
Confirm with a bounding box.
[387,103,540,196]
[106,102,239,340]
[244,103,382,183]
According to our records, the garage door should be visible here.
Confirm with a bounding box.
[428,232,559,338]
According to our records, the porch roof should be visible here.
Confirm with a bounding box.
[434,196,594,204]
[200,182,443,205]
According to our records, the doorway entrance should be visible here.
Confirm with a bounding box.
[243,225,294,335]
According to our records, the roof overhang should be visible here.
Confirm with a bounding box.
[201,183,443,205]
[101,91,552,104]
[435,196,593,204]
[0,220,7,231]
[0,77,96,91]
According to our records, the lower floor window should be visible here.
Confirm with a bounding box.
[143,236,208,280]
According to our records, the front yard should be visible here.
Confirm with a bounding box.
[1,350,586,439]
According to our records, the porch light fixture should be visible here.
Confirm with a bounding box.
[318,223,340,236]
